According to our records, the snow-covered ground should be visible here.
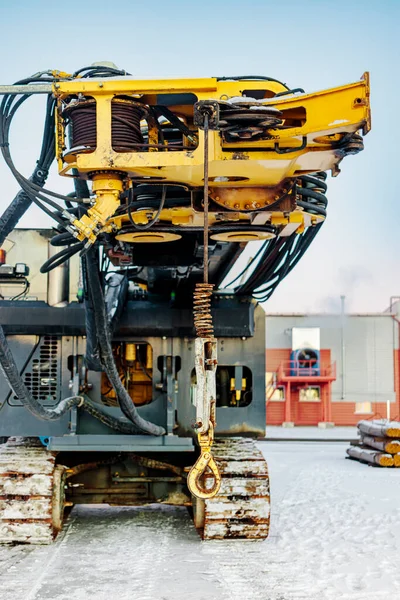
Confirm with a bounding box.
[0,442,399,600]
[265,426,358,440]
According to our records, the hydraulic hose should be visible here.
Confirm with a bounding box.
[0,94,54,246]
[0,325,142,432]
[40,242,84,274]
[0,67,150,434]
[0,92,140,432]
[0,322,80,420]
[85,248,165,436]
[0,332,80,420]
[104,273,129,332]
[0,190,34,247]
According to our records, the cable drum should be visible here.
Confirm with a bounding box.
[63,97,147,153]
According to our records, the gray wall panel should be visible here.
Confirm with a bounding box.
[266,314,396,405]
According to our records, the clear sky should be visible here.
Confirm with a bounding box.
[0,0,398,313]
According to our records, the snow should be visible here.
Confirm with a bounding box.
[0,442,399,600]
[265,425,358,440]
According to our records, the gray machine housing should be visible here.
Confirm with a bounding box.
[0,299,266,453]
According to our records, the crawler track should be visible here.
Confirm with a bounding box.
[195,437,270,540]
[0,437,65,544]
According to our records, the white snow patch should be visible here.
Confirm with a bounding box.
[0,442,399,600]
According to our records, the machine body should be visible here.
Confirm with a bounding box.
[0,67,370,542]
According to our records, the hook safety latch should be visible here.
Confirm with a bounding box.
[187,422,221,499]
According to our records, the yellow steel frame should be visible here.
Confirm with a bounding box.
[52,74,370,243]
[54,74,370,187]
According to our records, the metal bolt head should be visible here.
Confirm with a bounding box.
[98,82,104,88]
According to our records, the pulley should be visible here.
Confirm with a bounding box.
[210,230,276,242]
[116,231,181,243]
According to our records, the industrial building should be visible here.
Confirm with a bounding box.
[266,307,400,426]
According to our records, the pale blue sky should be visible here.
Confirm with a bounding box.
[0,0,398,312]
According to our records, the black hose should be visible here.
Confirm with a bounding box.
[40,242,84,274]
[0,190,33,248]
[0,68,151,434]
[50,232,76,247]
[81,254,103,372]
[0,95,55,246]
[73,65,130,78]
[0,324,80,420]
[216,75,290,90]
[104,273,129,332]
[230,172,328,300]
[128,186,167,230]
[85,248,165,436]
[79,397,143,434]
[0,326,141,432]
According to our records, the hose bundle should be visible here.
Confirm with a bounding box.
[84,249,165,436]
[0,66,164,435]
[223,172,328,302]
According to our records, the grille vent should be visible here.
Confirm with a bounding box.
[23,336,60,405]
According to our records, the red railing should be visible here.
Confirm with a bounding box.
[277,360,336,380]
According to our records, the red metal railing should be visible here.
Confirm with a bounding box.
[277,360,336,380]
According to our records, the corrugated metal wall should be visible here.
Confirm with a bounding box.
[266,314,399,425]
[1,229,79,303]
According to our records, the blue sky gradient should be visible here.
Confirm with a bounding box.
[0,0,398,312]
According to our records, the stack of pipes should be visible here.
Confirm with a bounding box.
[346,420,400,467]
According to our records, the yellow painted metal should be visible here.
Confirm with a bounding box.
[116,231,182,243]
[187,421,221,500]
[125,343,136,364]
[52,73,369,243]
[54,73,370,187]
[72,174,123,244]
[111,204,319,235]
[210,230,276,242]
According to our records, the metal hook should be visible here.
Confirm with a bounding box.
[187,422,221,499]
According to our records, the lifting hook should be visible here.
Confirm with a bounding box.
[187,421,221,499]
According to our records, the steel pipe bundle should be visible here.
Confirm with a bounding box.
[346,420,400,467]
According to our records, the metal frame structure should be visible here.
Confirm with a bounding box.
[0,295,266,449]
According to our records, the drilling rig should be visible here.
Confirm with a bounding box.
[0,65,370,542]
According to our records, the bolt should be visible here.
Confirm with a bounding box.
[54,83,60,89]
[242,336,247,341]
[162,336,167,340]
[98,83,104,88]
[234,203,240,209]
[255,203,260,208]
